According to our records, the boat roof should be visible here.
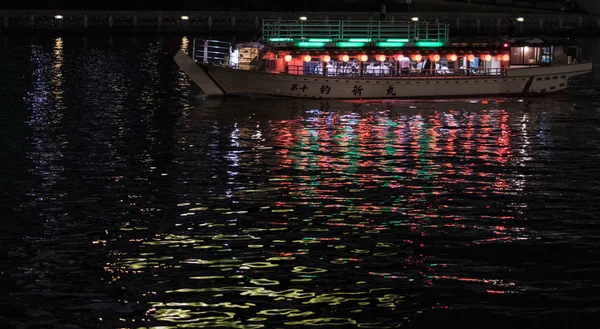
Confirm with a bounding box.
[260,19,577,51]
[261,19,449,50]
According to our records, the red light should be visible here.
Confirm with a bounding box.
[503,43,509,48]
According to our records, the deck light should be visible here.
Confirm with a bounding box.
[377,54,386,61]
[411,17,419,22]
[414,54,422,61]
[181,16,189,20]
[415,41,444,47]
[299,16,307,21]
[284,55,292,62]
[360,54,368,62]
[296,42,326,48]
[303,55,312,62]
[516,17,524,22]
[322,55,331,62]
[269,38,293,42]
[395,54,404,61]
[502,54,510,61]
[376,42,405,47]
[433,54,440,61]
[336,42,365,48]
[55,15,63,19]
[341,55,349,62]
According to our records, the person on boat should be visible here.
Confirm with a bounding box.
[366,61,377,75]
[326,61,335,76]
[379,62,390,76]
[423,58,433,75]
[400,57,411,75]
[350,60,360,76]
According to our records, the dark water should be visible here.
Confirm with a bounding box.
[1,36,600,329]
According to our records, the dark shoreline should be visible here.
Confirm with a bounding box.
[2,9,600,37]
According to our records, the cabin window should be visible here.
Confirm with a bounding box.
[541,47,553,64]
[510,46,552,65]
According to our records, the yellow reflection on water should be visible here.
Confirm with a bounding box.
[181,36,189,54]
[102,105,536,327]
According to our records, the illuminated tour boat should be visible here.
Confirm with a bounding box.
[172,17,592,99]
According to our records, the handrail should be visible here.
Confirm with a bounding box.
[261,19,450,44]
[284,64,507,78]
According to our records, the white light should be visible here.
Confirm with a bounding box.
[524,46,529,51]
[181,16,189,20]
[299,16,307,21]
[411,17,419,22]
[516,17,524,22]
[55,15,63,19]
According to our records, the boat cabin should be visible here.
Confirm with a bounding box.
[506,38,583,67]
[255,19,512,78]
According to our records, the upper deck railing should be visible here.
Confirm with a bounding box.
[261,19,450,45]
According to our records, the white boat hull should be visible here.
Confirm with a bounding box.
[173,50,592,99]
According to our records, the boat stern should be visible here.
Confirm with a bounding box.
[507,61,593,94]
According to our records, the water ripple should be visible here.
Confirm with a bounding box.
[1,36,600,329]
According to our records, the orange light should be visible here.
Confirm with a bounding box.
[450,54,458,61]
[395,54,404,61]
[377,54,386,61]
[322,55,331,62]
[341,54,349,62]
[360,54,368,62]
[415,54,422,61]
[496,54,504,61]
[502,54,510,61]
[433,54,440,61]
[284,55,292,62]
[467,54,475,62]
[303,55,311,62]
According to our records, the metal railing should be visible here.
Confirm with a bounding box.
[261,19,450,43]
[285,64,507,78]
[192,39,232,65]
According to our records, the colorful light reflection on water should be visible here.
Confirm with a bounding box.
[98,104,548,328]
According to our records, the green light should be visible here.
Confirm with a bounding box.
[349,38,371,42]
[416,41,444,47]
[386,38,409,42]
[269,38,293,42]
[296,42,326,48]
[336,42,365,48]
[308,38,332,42]
[376,42,405,47]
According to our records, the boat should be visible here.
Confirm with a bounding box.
[171,18,592,99]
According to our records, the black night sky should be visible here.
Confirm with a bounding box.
[3,0,391,11]
[2,0,578,13]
